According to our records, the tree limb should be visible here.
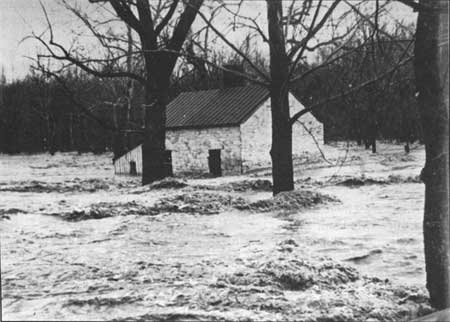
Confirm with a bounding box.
[288,0,341,61]
[193,3,271,83]
[35,2,146,84]
[155,0,179,35]
[289,56,413,125]
[109,0,142,33]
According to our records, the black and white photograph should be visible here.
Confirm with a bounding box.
[0,0,449,321]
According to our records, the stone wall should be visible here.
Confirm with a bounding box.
[240,98,272,171]
[166,126,242,175]
[240,93,323,172]
[291,93,324,157]
[114,126,242,175]
[115,93,323,176]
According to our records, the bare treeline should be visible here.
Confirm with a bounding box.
[0,35,421,155]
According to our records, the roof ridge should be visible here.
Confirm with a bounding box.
[176,84,265,94]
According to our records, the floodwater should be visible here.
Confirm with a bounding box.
[292,183,424,286]
[0,144,433,321]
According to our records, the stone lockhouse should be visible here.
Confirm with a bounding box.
[113,85,323,176]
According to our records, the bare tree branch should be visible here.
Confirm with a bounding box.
[288,0,341,60]
[193,3,271,83]
[155,0,179,35]
[343,0,413,57]
[34,34,146,83]
[148,48,268,86]
[290,35,371,84]
[289,56,413,125]
[108,0,142,33]
[32,63,118,132]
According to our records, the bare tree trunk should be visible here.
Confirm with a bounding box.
[137,0,204,185]
[267,0,294,195]
[125,25,133,151]
[141,78,168,185]
[415,0,450,309]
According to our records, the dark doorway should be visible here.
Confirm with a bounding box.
[208,149,222,177]
[164,150,173,176]
[129,161,137,175]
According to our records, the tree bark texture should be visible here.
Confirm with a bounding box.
[267,0,294,195]
[137,0,203,185]
[141,78,169,184]
[415,0,449,309]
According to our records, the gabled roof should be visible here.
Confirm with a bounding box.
[166,85,269,129]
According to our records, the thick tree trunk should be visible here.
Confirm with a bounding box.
[141,79,168,185]
[415,0,450,309]
[267,0,294,195]
[270,88,294,195]
[130,0,203,185]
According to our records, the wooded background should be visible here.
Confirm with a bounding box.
[0,34,420,155]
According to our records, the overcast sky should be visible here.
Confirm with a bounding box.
[0,0,417,82]
[0,0,68,80]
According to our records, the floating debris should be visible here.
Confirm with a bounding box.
[64,295,142,307]
[234,190,339,212]
[0,179,111,193]
[149,178,189,190]
[336,175,421,187]
[153,192,243,215]
[194,179,273,192]
[48,201,156,221]
[0,208,27,220]
[345,249,383,264]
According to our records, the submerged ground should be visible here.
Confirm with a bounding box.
[0,143,433,321]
